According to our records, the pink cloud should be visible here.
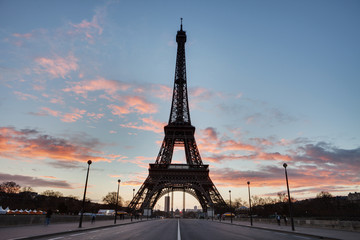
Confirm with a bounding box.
[61,108,86,122]
[13,91,38,101]
[68,8,104,43]
[107,96,157,117]
[35,53,78,79]
[123,96,157,114]
[12,33,32,39]
[41,107,61,117]
[63,77,132,98]
[201,127,218,141]
[108,104,130,117]
[120,117,165,133]
[87,112,104,120]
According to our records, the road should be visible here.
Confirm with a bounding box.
[37,219,321,240]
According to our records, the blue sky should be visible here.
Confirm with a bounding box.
[1,0,359,210]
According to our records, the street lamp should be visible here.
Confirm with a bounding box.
[133,188,135,198]
[229,190,232,224]
[247,181,253,226]
[283,163,295,231]
[79,160,92,228]
[114,179,121,224]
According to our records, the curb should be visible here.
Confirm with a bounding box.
[215,220,340,240]
[11,219,154,240]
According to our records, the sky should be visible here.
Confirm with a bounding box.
[1,0,359,211]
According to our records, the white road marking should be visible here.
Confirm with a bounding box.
[177,219,181,240]
[294,236,311,239]
[89,230,99,233]
[70,233,86,237]
[47,238,64,240]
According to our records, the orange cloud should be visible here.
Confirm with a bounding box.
[40,176,57,179]
[0,127,111,163]
[35,53,78,79]
[122,180,143,186]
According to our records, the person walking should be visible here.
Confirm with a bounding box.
[45,209,52,225]
[91,213,96,224]
[276,214,281,226]
[283,215,288,226]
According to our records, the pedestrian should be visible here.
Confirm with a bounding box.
[276,214,281,226]
[91,212,96,224]
[45,209,52,225]
[283,215,288,226]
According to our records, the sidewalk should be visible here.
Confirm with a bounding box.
[1,218,146,240]
[218,219,360,240]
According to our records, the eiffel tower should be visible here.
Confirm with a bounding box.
[127,20,227,216]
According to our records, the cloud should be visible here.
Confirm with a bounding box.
[68,6,105,43]
[0,126,112,163]
[108,104,131,117]
[12,33,33,39]
[13,91,38,101]
[63,77,131,98]
[61,108,86,122]
[211,163,360,191]
[294,142,360,172]
[122,180,143,186]
[120,117,165,133]
[40,107,61,117]
[108,96,157,117]
[34,53,78,79]
[197,127,257,155]
[0,172,73,189]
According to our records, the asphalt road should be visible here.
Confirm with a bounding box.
[38,219,321,240]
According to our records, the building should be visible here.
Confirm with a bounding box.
[164,196,170,213]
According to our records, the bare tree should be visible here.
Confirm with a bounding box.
[102,192,124,207]
[0,181,21,193]
[21,186,34,192]
[316,191,333,198]
[42,190,64,197]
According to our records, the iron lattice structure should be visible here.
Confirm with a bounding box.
[127,21,227,215]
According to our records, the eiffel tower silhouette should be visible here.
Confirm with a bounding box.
[128,19,227,216]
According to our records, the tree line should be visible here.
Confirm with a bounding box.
[0,181,124,214]
[1,181,359,219]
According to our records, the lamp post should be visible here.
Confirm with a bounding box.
[133,188,135,198]
[229,190,232,224]
[247,181,253,226]
[283,163,295,231]
[114,179,121,224]
[78,160,92,228]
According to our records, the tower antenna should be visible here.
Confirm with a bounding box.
[180,18,183,30]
